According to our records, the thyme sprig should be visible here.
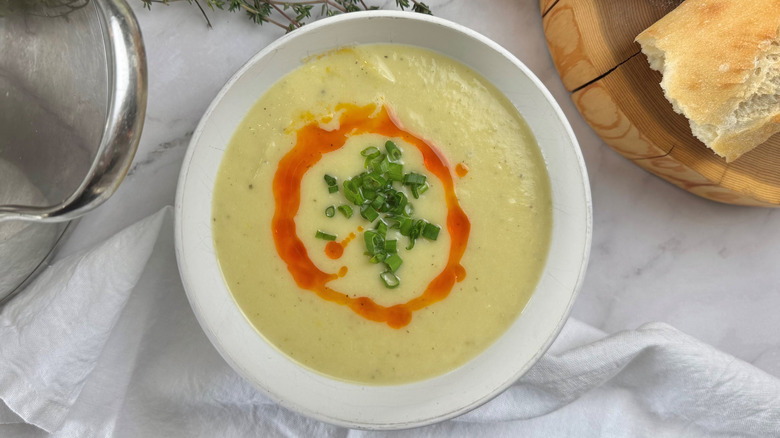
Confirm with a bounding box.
[141,0,432,31]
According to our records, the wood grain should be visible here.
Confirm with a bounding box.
[542,0,681,91]
[540,0,558,16]
[542,0,780,207]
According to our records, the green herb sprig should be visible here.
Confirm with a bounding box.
[141,0,432,31]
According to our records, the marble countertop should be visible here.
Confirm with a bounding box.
[58,0,780,380]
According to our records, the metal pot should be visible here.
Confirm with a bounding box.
[0,0,146,303]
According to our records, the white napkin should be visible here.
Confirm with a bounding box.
[1,208,778,437]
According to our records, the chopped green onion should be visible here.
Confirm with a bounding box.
[369,252,387,264]
[375,219,388,237]
[364,173,387,190]
[385,140,402,161]
[343,179,364,205]
[364,230,380,253]
[315,230,337,241]
[374,154,386,168]
[359,187,377,201]
[399,217,413,236]
[410,182,428,199]
[387,162,404,182]
[380,271,400,289]
[361,146,380,158]
[385,253,403,272]
[364,153,384,172]
[371,192,386,210]
[379,157,391,173]
[384,217,400,229]
[414,219,427,236]
[364,231,387,265]
[422,222,440,240]
[389,192,408,215]
[403,172,427,186]
[337,204,353,218]
[406,219,427,250]
[360,204,379,222]
[320,138,444,290]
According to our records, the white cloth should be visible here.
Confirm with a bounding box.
[1,208,778,437]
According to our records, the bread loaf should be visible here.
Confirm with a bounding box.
[635,0,780,162]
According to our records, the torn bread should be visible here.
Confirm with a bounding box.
[635,0,780,162]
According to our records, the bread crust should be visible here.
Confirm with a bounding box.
[636,0,780,162]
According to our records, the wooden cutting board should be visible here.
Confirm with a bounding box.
[540,0,780,207]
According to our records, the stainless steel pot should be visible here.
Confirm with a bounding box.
[0,0,146,302]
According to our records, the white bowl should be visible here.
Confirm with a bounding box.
[175,11,591,430]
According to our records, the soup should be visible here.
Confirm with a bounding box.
[212,44,552,384]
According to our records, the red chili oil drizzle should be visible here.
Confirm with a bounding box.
[325,232,356,260]
[271,104,470,328]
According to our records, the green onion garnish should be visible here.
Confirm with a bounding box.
[379,156,391,173]
[371,192,386,210]
[384,217,400,230]
[422,222,440,240]
[370,253,387,264]
[343,179,364,205]
[385,140,402,161]
[399,217,413,236]
[403,172,426,186]
[375,219,388,237]
[364,230,381,253]
[387,162,404,182]
[413,219,427,238]
[406,219,428,250]
[411,184,420,199]
[360,186,377,201]
[390,192,408,214]
[360,204,379,222]
[361,146,380,158]
[380,271,400,288]
[385,253,403,272]
[338,204,353,218]
[315,230,337,241]
[364,173,386,190]
[319,139,444,289]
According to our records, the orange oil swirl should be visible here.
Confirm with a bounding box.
[271,103,470,328]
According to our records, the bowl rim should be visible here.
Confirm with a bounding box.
[175,10,592,430]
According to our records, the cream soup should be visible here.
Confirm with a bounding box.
[212,44,552,384]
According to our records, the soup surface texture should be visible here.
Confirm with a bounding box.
[212,44,552,384]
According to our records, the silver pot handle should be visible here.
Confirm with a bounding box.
[0,0,147,223]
